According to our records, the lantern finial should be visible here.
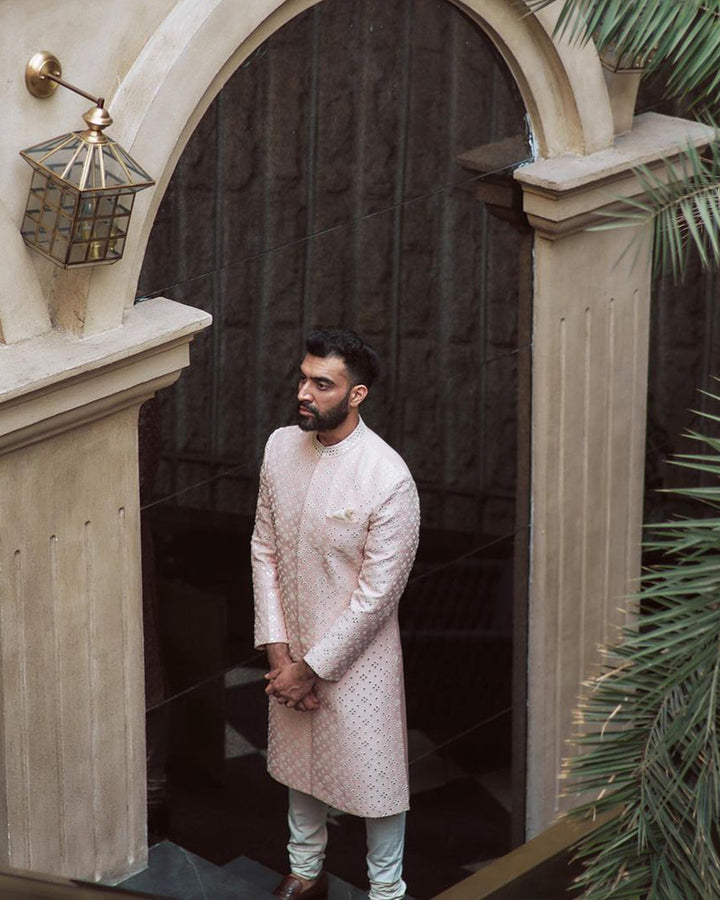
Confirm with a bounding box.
[82,105,113,144]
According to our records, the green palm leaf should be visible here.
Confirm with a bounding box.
[523,0,720,105]
[563,390,720,899]
[592,140,720,281]
[522,0,720,279]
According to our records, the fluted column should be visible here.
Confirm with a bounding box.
[516,112,712,836]
[0,298,210,882]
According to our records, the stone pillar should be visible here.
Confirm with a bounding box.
[515,112,712,836]
[0,298,210,882]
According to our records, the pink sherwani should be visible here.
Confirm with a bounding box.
[251,418,419,818]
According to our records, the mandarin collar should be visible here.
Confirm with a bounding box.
[311,417,367,458]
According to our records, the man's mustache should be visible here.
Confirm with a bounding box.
[298,402,318,415]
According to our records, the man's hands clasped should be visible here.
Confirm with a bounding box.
[264,643,320,712]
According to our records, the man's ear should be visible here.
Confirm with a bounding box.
[350,384,368,407]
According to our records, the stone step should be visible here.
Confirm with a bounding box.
[224,855,369,900]
[118,841,370,900]
[118,841,276,900]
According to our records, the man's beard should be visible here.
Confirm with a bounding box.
[297,391,351,432]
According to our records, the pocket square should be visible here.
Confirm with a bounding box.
[328,507,357,523]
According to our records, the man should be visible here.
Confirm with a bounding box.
[251,329,420,900]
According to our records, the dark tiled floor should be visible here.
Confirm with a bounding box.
[144,510,516,899]
[149,663,512,900]
[121,842,372,900]
[121,842,275,900]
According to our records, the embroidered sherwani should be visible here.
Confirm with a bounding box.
[252,419,420,818]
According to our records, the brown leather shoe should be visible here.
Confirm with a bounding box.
[272,872,328,900]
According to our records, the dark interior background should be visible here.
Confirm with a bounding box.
[138,0,527,538]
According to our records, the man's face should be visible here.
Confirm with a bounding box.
[297,353,353,432]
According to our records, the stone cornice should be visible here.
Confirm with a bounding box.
[515,112,715,239]
[0,298,211,454]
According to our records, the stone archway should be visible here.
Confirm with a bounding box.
[107,0,617,849]
[0,0,614,345]
[94,0,613,327]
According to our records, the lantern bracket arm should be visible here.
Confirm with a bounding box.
[25,52,104,108]
[42,71,104,109]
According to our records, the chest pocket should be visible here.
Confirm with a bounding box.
[323,509,370,560]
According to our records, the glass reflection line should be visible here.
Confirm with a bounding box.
[136,158,531,302]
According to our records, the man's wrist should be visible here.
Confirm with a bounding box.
[299,658,317,681]
[265,642,291,666]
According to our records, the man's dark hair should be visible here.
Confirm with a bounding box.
[305,329,380,388]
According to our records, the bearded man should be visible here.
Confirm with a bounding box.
[251,329,420,900]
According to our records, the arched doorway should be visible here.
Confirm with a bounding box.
[137,1,531,893]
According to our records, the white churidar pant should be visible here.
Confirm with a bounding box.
[287,788,407,900]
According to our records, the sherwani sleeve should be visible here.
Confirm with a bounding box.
[304,477,420,681]
[251,435,289,648]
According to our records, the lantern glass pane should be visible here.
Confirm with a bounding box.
[30,171,46,194]
[26,195,42,219]
[61,191,78,215]
[51,235,69,264]
[101,146,132,189]
[57,215,72,239]
[35,225,52,252]
[21,214,38,241]
[45,182,62,210]
[112,215,130,237]
[69,243,88,265]
[78,197,97,220]
[93,218,112,240]
[116,195,134,216]
[26,173,46,219]
[41,207,58,232]
[98,196,117,218]
[41,137,85,181]
[25,133,75,158]
[82,146,107,191]
[102,144,152,188]
[73,219,94,242]
[114,144,152,183]
[108,234,126,258]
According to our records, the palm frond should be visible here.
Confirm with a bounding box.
[520,0,720,279]
[565,390,720,899]
[522,0,720,107]
[592,139,720,281]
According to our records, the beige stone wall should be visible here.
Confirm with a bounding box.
[0,410,145,880]
[528,226,650,831]
[0,299,210,880]
[517,112,715,834]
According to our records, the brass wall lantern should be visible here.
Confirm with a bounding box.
[20,52,154,268]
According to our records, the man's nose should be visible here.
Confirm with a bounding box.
[298,379,312,401]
